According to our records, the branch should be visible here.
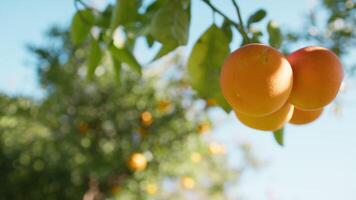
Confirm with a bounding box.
[201,0,250,44]
[231,0,250,43]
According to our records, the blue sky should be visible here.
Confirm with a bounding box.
[1,0,355,199]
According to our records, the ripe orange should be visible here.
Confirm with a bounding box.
[140,111,153,127]
[289,107,323,125]
[180,176,195,189]
[197,123,211,134]
[235,103,294,131]
[220,43,293,117]
[128,153,147,172]
[145,183,158,195]
[287,46,343,110]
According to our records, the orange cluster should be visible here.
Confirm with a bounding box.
[220,44,343,131]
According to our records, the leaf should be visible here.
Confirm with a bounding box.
[267,20,283,49]
[87,38,102,80]
[221,19,233,43]
[96,5,113,29]
[150,0,190,46]
[111,56,122,85]
[273,128,284,146]
[70,9,95,45]
[145,35,155,48]
[247,9,267,26]
[109,44,142,75]
[153,45,178,61]
[110,0,141,30]
[187,25,231,112]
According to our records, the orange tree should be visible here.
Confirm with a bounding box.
[69,0,354,144]
[0,27,260,199]
[70,0,286,141]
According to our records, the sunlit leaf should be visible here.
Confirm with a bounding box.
[150,0,190,46]
[110,0,141,30]
[87,38,102,80]
[273,128,284,146]
[70,9,95,45]
[153,45,178,61]
[109,44,142,75]
[187,25,231,112]
[111,55,122,85]
[221,19,233,43]
[267,20,283,49]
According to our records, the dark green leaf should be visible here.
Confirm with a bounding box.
[221,19,233,43]
[110,0,141,30]
[153,45,178,61]
[150,0,190,46]
[250,29,263,43]
[111,56,122,85]
[273,128,284,146]
[267,20,283,49]
[247,9,267,26]
[109,45,142,75]
[146,35,155,48]
[87,38,102,80]
[96,5,113,29]
[70,9,95,45]
[187,25,231,112]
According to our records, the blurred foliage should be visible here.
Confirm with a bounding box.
[286,0,356,70]
[0,28,260,199]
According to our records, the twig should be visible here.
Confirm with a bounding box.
[201,0,250,43]
[231,0,250,43]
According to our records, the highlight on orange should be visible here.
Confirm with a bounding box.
[140,111,153,127]
[128,153,147,172]
[220,43,293,117]
[287,46,343,110]
[289,107,323,125]
[235,103,294,131]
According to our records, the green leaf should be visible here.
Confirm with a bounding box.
[150,0,190,46]
[267,20,283,49]
[96,5,113,29]
[145,35,155,48]
[111,56,122,85]
[273,128,284,146]
[70,9,95,45]
[247,9,267,26]
[250,29,263,43]
[109,45,142,75]
[221,19,233,43]
[110,0,141,30]
[187,25,231,112]
[87,38,102,80]
[153,45,178,61]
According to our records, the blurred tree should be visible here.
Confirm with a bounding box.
[286,0,356,67]
[0,28,259,199]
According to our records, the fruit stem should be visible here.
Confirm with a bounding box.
[231,0,250,44]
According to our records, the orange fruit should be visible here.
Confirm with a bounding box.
[197,123,211,134]
[289,107,323,125]
[180,176,195,189]
[78,121,89,134]
[287,46,343,110]
[220,43,293,117]
[140,111,153,127]
[235,103,294,131]
[208,143,226,155]
[145,183,158,195]
[128,153,147,172]
[157,100,171,112]
[206,98,218,106]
